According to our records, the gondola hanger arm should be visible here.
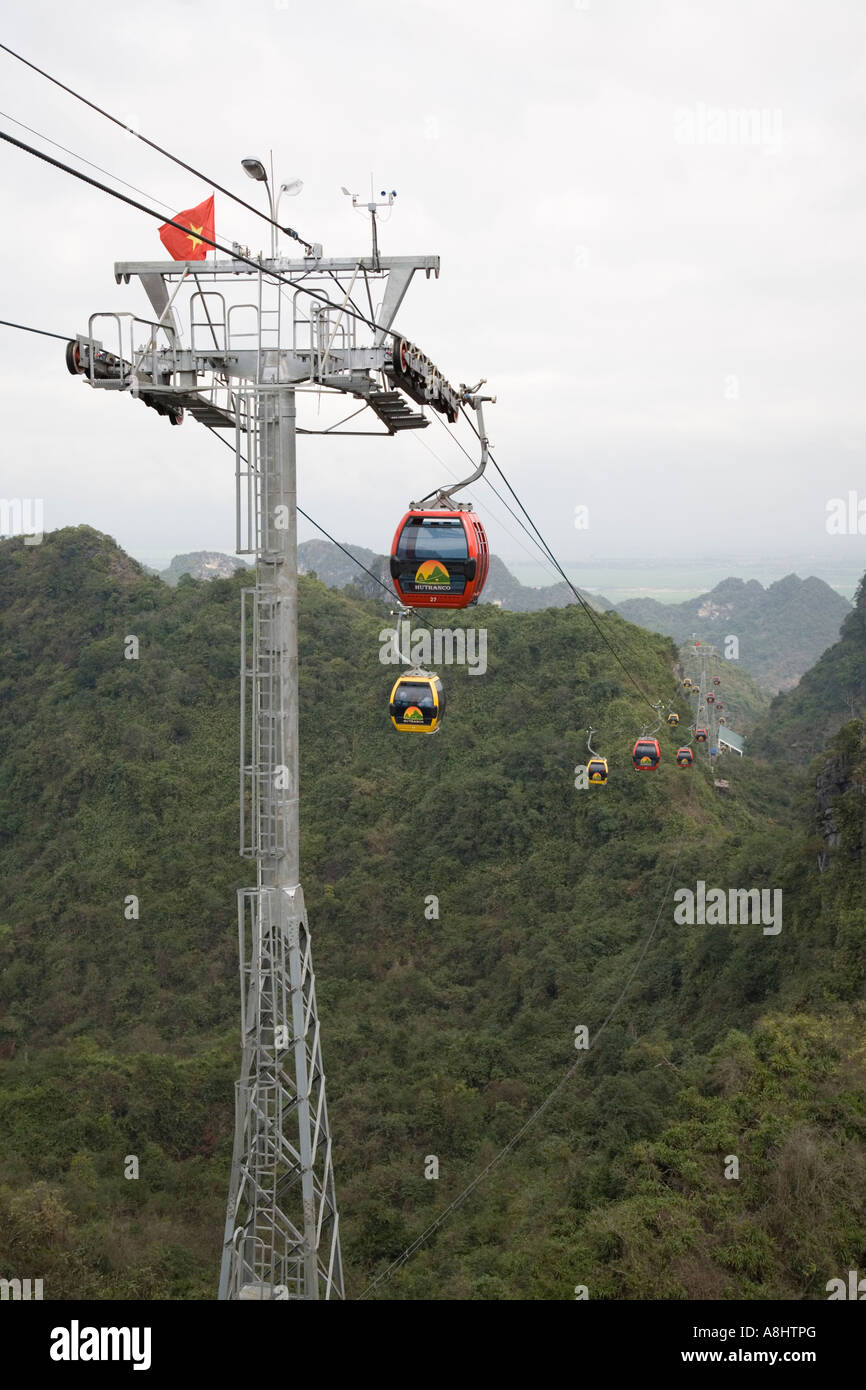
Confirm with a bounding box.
[643,702,664,738]
[415,385,495,508]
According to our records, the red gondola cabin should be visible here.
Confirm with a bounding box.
[676,747,694,767]
[390,509,489,608]
[632,737,661,770]
[695,727,708,743]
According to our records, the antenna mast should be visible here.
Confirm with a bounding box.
[342,183,396,271]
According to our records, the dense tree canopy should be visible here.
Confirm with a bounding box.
[0,527,863,1299]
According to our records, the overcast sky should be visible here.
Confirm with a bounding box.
[2,0,865,581]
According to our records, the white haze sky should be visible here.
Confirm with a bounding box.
[1,0,865,582]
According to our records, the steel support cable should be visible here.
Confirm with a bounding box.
[0,107,261,260]
[441,409,573,568]
[460,410,648,664]
[435,407,576,574]
[358,778,695,1298]
[0,318,70,341]
[0,42,313,251]
[451,406,659,716]
[220,400,644,734]
[1,310,666,732]
[1,52,680,717]
[433,407,614,613]
[412,428,633,743]
[412,429,585,583]
[426,416,641,699]
[0,128,401,343]
[202,424,403,610]
[0,315,520,672]
[0,312,660,735]
[0,106,181,218]
[203,430,563,714]
[426,413,586,580]
[204,425,463,678]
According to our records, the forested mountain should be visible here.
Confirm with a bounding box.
[750,577,866,765]
[293,542,849,694]
[0,527,863,1300]
[296,539,611,612]
[616,576,850,693]
[159,543,843,703]
[677,648,770,733]
[473,555,612,612]
[159,552,250,586]
[298,537,381,590]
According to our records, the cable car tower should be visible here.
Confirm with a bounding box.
[66,183,469,1299]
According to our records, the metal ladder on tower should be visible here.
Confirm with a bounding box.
[222,378,343,1301]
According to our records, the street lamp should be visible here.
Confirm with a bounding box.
[241,161,303,259]
[241,157,276,257]
[241,157,268,182]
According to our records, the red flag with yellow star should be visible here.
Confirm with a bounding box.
[158,195,214,261]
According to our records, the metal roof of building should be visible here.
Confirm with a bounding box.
[718,727,745,754]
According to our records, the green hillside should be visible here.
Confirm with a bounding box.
[678,646,771,734]
[750,576,866,765]
[296,540,612,612]
[0,527,863,1300]
[616,576,850,695]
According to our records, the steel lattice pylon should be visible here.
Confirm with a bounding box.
[68,242,460,1301]
[223,883,342,1298]
[220,387,343,1299]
